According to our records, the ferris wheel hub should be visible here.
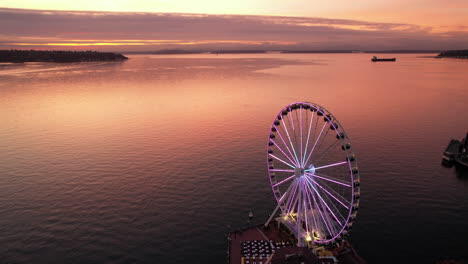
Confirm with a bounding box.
[295,165,315,178]
[294,167,305,178]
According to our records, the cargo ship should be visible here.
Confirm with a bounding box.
[371,56,396,62]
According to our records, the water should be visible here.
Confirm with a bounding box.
[0,54,467,263]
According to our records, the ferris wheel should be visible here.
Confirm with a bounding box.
[265,102,360,246]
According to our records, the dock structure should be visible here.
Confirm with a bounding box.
[442,133,468,168]
[455,134,468,168]
[443,139,461,163]
[227,221,366,264]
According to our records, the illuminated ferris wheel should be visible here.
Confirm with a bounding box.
[265,102,360,246]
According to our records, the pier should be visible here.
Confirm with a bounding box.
[227,221,366,264]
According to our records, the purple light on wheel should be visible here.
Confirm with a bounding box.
[272,174,295,188]
[304,172,351,187]
[313,161,347,171]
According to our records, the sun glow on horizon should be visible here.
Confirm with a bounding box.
[5,39,296,48]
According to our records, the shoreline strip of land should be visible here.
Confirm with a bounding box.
[0,50,128,63]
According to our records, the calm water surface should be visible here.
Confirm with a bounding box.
[0,54,467,263]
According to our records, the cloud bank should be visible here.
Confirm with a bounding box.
[1,8,467,51]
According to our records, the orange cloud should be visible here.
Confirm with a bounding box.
[5,40,296,47]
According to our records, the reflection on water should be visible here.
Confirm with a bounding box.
[0,54,468,263]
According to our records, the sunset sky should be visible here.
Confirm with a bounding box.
[1,0,467,51]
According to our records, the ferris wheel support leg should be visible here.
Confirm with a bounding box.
[264,203,281,228]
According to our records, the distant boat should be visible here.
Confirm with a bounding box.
[371,56,396,62]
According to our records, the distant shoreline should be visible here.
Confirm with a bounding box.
[125,49,441,55]
[0,50,128,63]
[436,50,468,59]
[4,49,466,60]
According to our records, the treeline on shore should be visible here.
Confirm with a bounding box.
[0,50,128,63]
[437,50,468,59]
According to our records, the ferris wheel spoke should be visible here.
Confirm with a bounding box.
[305,177,343,228]
[270,139,299,167]
[308,183,336,238]
[309,111,320,159]
[305,172,351,187]
[314,139,341,164]
[297,184,305,240]
[277,177,298,205]
[291,111,301,169]
[269,153,295,169]
[275,129,300,167]
[304,179,334,237]
[313,161,348,171]
[281,118,300,165]
[312,177,350,210]
[306,175,349,209]
[272,174,295,188]
[270,169,294,172]
[306,182,338,236]
[287,184,301,215]
[275,179,294,210]
[315,181,348,225]
[280,183,294,211]
[293,184,303,233]
[315,126,330,154]
[302,110,315,167]
[288,108,295,130]
[284,180,299,213]
[288,183,302,215]
[303,180,320,239]
[292,182,302,214]
[299,108,303,168]
[293,110,302,158]
[302,182,316,235]
[302,181,318,236]
[315,182,347,226]
[302,199,309,238]
[310,121,328,157]
[303,122,328,167]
